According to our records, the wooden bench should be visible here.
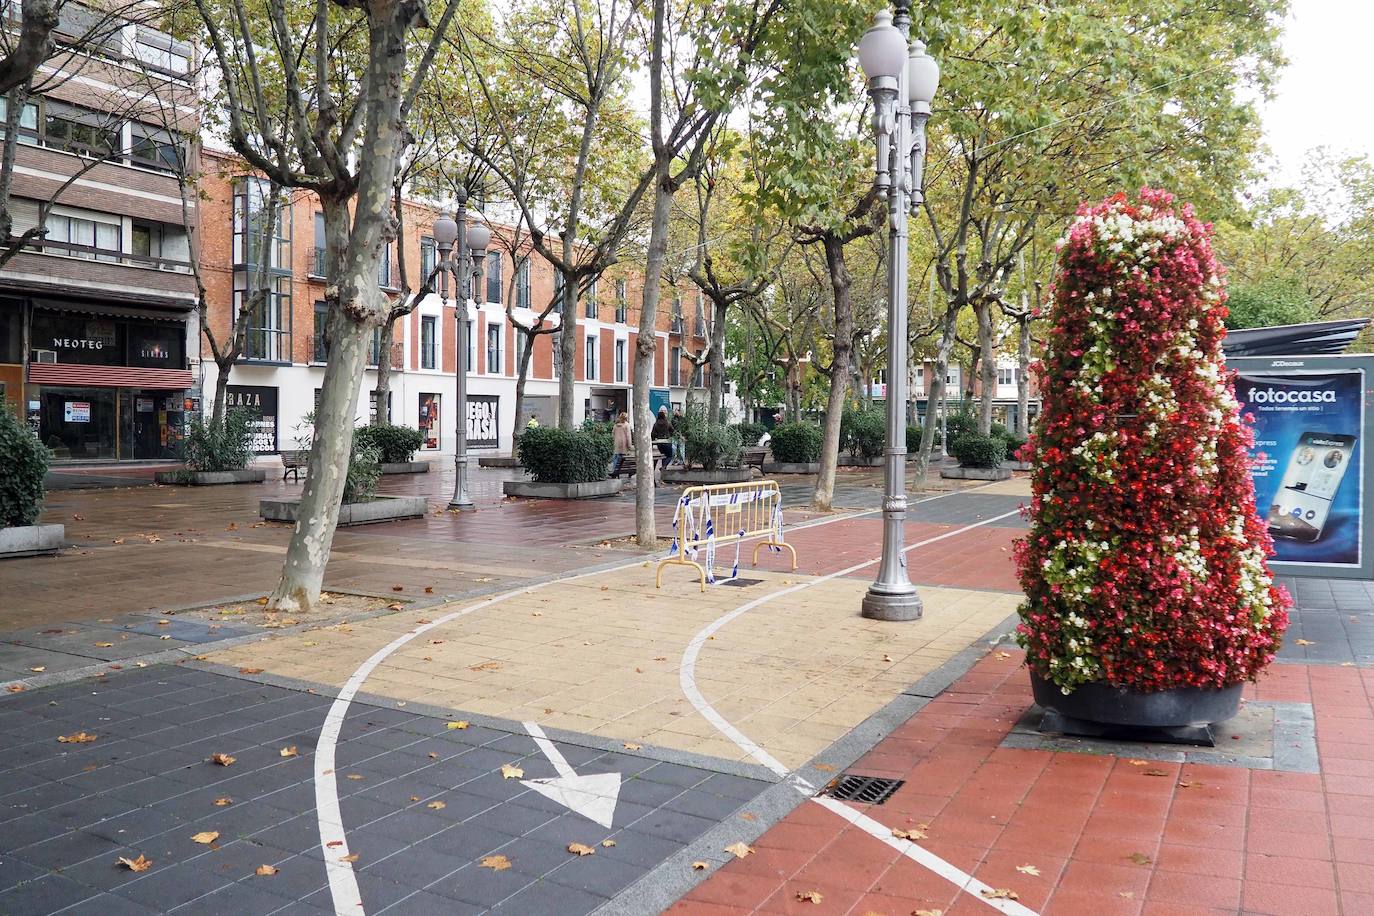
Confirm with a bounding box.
[280,449,308,481]
[741,446,768,470]
[610,450,665,480]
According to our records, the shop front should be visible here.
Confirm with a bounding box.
[26,305,193,462]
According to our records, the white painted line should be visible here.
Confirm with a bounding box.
[521,721,622,828]
[312,479,1019,914]
[811,795,1041,916]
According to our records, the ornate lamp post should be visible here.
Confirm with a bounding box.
[432,197,491,510]
[857,2,940,621]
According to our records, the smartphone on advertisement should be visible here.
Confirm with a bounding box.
[1266,431,1358,542]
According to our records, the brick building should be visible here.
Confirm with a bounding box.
[197,148,713,455]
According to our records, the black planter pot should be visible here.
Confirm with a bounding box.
[1029,670,1242,728]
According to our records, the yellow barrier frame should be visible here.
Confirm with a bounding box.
[655,479,798,592]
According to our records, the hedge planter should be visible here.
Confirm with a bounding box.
[763,461,821,474]
[478,455,522,468]
[502,478,622,499]
[661,467,752,485]
[841,454,883,467]
[1001,460,1032,472]
[1030,670,1242,729]
[940,464,1012,480]
[259,494,427,526]
[379,461,432,475]
[154,469,267,486]
[0,524,64,558]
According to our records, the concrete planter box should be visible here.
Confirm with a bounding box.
[502,478,623,499]
[763,461,821,474]
[154,469,267,486]
[841,454,883,467]
[379,460,431,475]
[478,455,522,468]
[0,523,64,558]
[661,467,753,485]
[259,494,428,526]
[1002,460,1032,472]
[940,464,1012,480]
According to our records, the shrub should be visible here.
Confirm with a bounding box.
[183,409,255,472]
[581,418,613,441]
[943,408,977,440]
[518,426,614,483]
[685,422,742,470]
[844,408,885,461]
[343,443,382,503]
[1015,188,1289,695]
[769,422,822,463]
[0,408,51,527]
[353,424,423,464]
[905,425,924,454]
[734,421,767,447]
[949,433,1005,469]
[996,430,1028,460]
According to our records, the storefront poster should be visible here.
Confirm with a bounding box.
[468,395,499,448]
[64,401,91,423]
[419,393,441,450]
[225,385,279,453]
[650,388,671,417]
[136,397,155,413]
[1232,355,1374,579]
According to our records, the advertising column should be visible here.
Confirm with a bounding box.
[1231,354,1374,579]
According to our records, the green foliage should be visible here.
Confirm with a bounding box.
[581,418,614,440]
[1224,276,1318,330]
[0,408,50,527]
[518,426,614,483]
[769,422,823,463]
[734,421,767,447]
[183,409,256,472]
[353,424,423,464]
[906,425,924,454]
[944,409,978,441]
[343,443,382,504]
[950,434,1006,469]
[994,429,1028,460]
[684,407,742,470]
[842,407,885,461]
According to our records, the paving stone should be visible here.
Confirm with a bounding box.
[111,861,235,910]
[487,875,609,913]
[0,873,99,915]
[375,889,486,915]
[15,828,127,869]
[0,855,45,892]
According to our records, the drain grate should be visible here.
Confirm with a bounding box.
[823,774,904,805]
[719,578,764,588]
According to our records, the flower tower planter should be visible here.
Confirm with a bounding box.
[1015,189,1290,734]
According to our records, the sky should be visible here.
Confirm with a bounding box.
[1257,0,1374,188]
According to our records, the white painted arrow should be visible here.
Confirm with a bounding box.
[519,721,622,829]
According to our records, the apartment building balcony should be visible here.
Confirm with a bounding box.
[308,247,329,279]
[0,245,197,307]
[242,328,292,364]
[10,143,188,227]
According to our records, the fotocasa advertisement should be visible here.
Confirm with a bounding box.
[1231,354,1374,579]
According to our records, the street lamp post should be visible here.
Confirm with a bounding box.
[857,1,940,622]
[432,195,491,511]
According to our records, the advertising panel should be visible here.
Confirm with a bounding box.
[225,385,279,453]
[419,393,441,450]
[64,401,91,422]
[1231,354,1374,579]
[467,395,500,449]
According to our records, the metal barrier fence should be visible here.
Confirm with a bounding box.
[656,479,798,592]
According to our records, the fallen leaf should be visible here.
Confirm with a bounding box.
[387,603,404,611]
[796,890,823,904]
[345,774,364,781]
[1128,759,1148,766]
[980,888,1019,900]
[157,619,171,626]
[427,752,439,760]
[326,840,343,848]
[882,654,893,663]
[134,661,148,668]
[724,841,754,859]
[813,763,836,773]
[213,797,233,806]
[95,642,114,648]
[191,831,220,845]
[29,665,46,673]
[912,910,943,916]
[409,796,420,802]
[424,586,434,594]
[6,685,25,693]
[1016,864,1040,876]
[255,864,278,876]
[446,721,470,730]
[567,843,596,856]
[340,853,358,863]
[480,854,511,871]
[1143,769,1169,777]
[692,861,709,870]
[117,854,153,872]
[892,827,927,841]
[239,667,264,675]
[476,576,494,582]
[1127,852,1152,866]
[58,732,98,743]
[1295,639,1314,646]
[112,537,125,544]
[622,742,642,751]
[391,585,404,592]
[1119,891,1135,899]
[469,661,502,671]
[738,812,757,822]
[427,800,446,810]
[159,635,171,640]
[210,753,236,766]
[1177,780,1201,789]
[500,763,524,779]
[601,839,616,847]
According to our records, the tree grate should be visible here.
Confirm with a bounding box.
[822,774,904,805]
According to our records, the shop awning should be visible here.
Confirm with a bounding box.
[32,298,194,323]
[28,364,193,389]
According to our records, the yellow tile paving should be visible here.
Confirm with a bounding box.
[974,475,1033,497]
[205,563,1018,770]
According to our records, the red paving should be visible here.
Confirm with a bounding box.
[673,651,1374,916]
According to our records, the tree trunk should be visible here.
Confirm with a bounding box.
[913,303,960,488]
[373,317,399,424]
[1016,313,1031,434]
[976,300,996,435]
[813,234,853,512]
[634,178,674,547]
[512,330,534,447]
[211,358,233,427]
[708,297,726,425]
[557,271,578,429]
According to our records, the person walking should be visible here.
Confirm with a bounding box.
[651,406,674,464]
[612,411,633,476]
[670,407,687,467]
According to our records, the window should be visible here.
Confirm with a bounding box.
[237,274,292,362]
[585,280,598,319]
[694,296,707,337]
[486,323,502,374]
[516,260,530,309]
[132,28,190,76]
[553,271,565,314]
[43,100,118,157]
[671,295,683,334]
[311,212,327,277]
[615,279,627,323]
[486,251,502,303]
[128,123,181,172]
[419,238,436,287]
[312,301,328,362]
[44,211,119,261]
[369,390,391,424]
[945,367,959,387]
[421,316,437,369]
[691,361,703,388]
[552,333,561,378]
[615,339,626,382]
[671,345,682,386]
[233,177,291,271]
[0,96,39,145]
[585,334,597,379]
[367,327,383,366]
[997,365,1017,387]
[378,245,394,288]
